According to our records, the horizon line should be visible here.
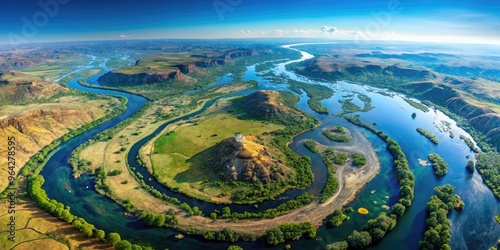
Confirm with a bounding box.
[1,36,500,47]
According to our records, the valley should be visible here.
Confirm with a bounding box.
[1,40,499,250]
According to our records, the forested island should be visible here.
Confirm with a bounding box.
[417,128,439,144]
[428,153,449,176]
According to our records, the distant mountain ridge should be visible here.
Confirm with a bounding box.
[98,49,258,86]
[294,56,500,149]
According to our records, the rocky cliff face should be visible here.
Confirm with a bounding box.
[194,59,225,67]
[98,49,257,86]
[221,49,259,60]
[98,69,182,86]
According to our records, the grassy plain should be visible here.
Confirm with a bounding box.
[151,98,284,202]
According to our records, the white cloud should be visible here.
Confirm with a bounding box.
[321,26,337,34]
[234,26,409,42]
[119,34,130,38]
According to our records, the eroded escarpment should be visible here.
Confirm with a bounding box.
[98,49,258,86]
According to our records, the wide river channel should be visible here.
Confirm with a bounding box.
[41,44,500,249]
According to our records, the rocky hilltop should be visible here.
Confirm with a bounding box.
[98,69,183,85]
[206,134,291,184]
[0,72,69,105]
[202,90,303,184]
[98,49,258,86]
[236,90,302,120]
[300,56,437,80]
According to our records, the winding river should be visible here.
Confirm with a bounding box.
[40,44,500,250]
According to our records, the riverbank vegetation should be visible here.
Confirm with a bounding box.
[428,153,449,176]
[329,209,349,227]
[203,228,254,242]
[420,185,462,250]
[427,102,500,202]
[353,153,367,167]
[416,128,439,144]
[357,94,375,112]
[323,126,351,143]
[338,94,374,115]
[339,98,361,114]
[264,222,316,245]
[342,115,415,248]
[476,151,500,198]
[27,175,148,249]
[460,134,480,153]
[303,139,340,203]
[287,79,334,114]
[404,98,430,112]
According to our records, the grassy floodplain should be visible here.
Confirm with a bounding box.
[151,99,284,203]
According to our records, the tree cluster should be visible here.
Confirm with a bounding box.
[264,222,316,246]
[138,211,178,227]
[343,115,415,248]
[466,160,475,173]
[428,153,448,176]
[460,135,480,153]
[323,129,350,143]
[420,185,459,250]
[28,176,106,240]
[219,193,315,220]
[352,153,367,167]
[203,228,246,243]
[476,151,500,198]
[329,209,349,227]
[417,128,439,144]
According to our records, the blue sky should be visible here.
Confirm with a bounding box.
[0,0,499,45]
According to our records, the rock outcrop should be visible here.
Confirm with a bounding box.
[221,49,258,60]
[98,49,258,86]
[237,90,302,120]
[0,79,69,105]
[97,69,182,86]
[206,135,290,184]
